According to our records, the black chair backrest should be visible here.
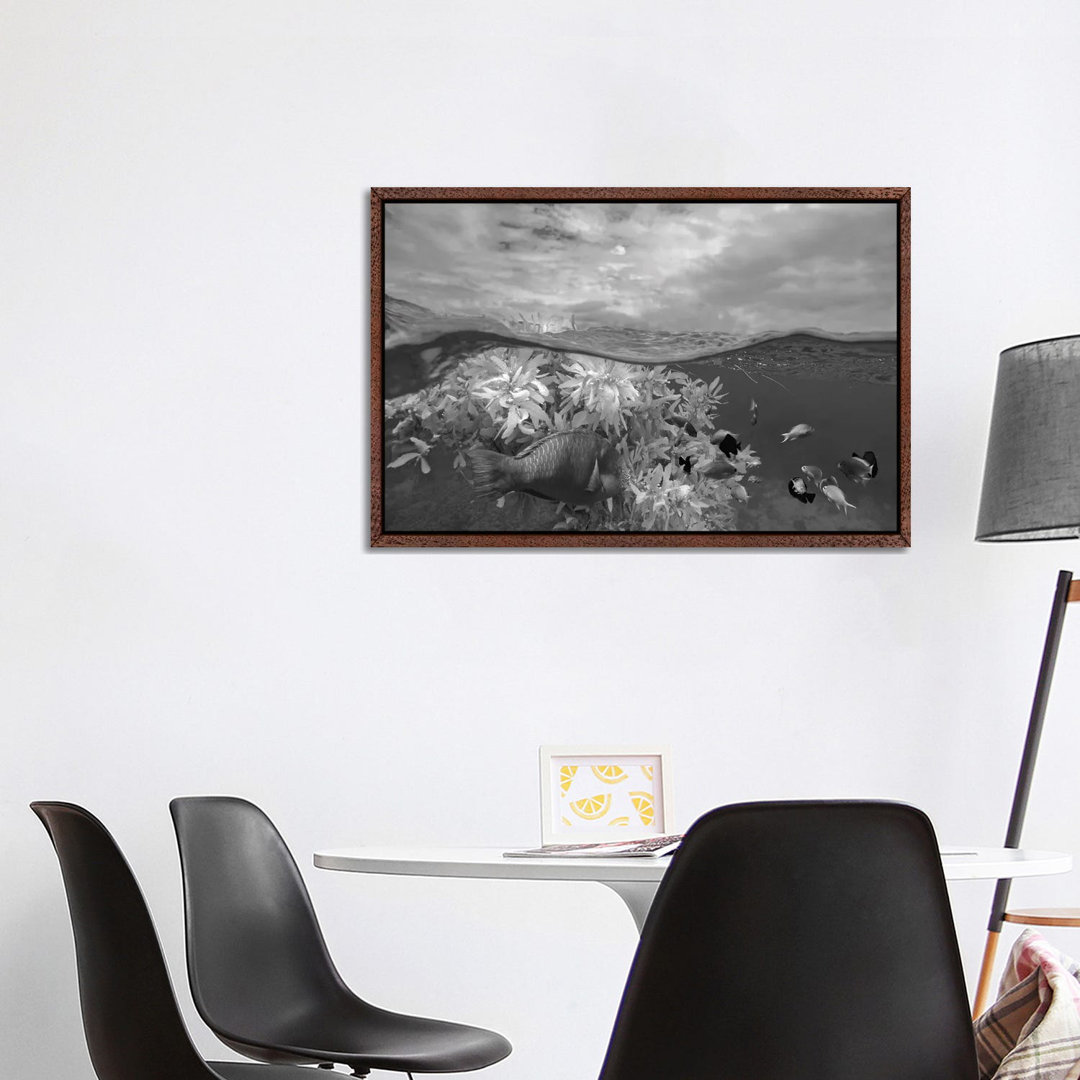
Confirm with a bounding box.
[169,796,353,1042]
[31,802,218,1080]
[598,800,978,1080]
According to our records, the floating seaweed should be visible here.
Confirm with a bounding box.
[384,335,759,532]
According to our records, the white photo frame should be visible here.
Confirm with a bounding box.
[539,745,673,845]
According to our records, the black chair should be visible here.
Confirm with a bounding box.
[31,801,316,1080]
[597,800,979,1080]
[169,796,511,1078]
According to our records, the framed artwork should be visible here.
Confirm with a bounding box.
[538,745,672,845]
[372,187,910,548]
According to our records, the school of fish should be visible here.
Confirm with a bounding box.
[787,450,880,515]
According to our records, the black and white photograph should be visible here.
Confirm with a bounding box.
[373,188,909,547]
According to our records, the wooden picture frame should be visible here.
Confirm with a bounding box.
[538,745,672,845]
[372,187,910,548]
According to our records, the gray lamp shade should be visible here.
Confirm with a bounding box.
[976,335,1080,541]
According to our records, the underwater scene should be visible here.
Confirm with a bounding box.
[380,201,900,536]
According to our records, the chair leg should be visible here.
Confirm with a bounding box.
[972,928,1001,1019]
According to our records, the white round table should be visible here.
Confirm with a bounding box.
[314,845,1073,933]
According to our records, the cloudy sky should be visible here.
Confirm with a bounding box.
[384,201,897,335]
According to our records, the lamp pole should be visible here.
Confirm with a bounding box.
[971,569,1076,1017]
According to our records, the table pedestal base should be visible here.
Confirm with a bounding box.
[600,881,659,934]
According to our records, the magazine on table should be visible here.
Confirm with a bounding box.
[504,834,684,859]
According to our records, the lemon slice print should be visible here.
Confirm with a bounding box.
[609,816,630,827]
[630,791,654,827]
[559,765,578,794]
[641,764,654,781]
[569,793,612,821]
[591,764,628,784]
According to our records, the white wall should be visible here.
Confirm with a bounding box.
[4,2,1080,1076]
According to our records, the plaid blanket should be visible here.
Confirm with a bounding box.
[975,929,1080,1079]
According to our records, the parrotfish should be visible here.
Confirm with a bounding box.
[749,398,758,426]
[788,477,817,504]
[801,465,824,488]
[781,423,815,443]
[469,431,628,505]
[821,481,856,515]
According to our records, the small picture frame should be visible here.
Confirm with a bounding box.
[539,745,672,845]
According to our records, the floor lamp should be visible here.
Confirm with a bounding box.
[972,334,1080,1018]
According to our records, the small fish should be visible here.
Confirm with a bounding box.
[667,416,698,438]
[391,415,422,440]
[856,450,878,477]
[788,477,817,504]
[677,455,693,475]
[744,474,761,485]
[714,433,742,458]
[837,461,867,485]
[729,482,749,504]
[838,452,878,485]
[781,423,814,443]
[469,431,627,505]
[697,456,739,480]
[821,481,857,515]
[710,428,740,447]
[749,398,758,426]
[801,465,824,488]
